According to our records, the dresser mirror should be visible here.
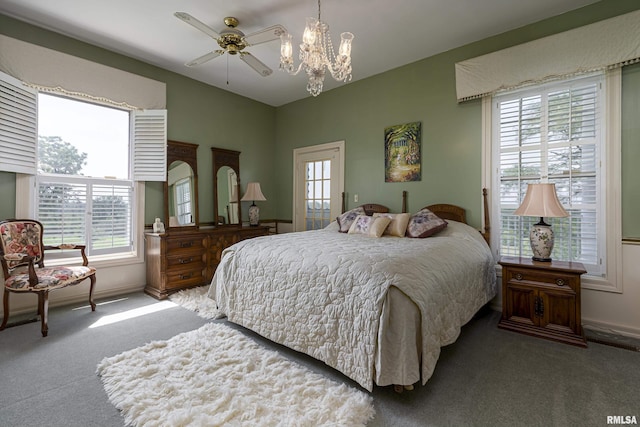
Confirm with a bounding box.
[212,148,241,226]
[165,140,199,230]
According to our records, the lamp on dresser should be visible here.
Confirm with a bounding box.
[514,183,568,262]
[241,182,267,226]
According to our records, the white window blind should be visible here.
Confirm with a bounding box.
[494,74,603,275]
[0,71,37,174]
[37,176,133,255]
[38,179,87,247]
[91,183,133,253]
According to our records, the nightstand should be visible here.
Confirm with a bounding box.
[498,256,587,347]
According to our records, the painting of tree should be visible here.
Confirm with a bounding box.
[384,122,421,182]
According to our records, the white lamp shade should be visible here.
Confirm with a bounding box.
[241,182,266,202]
[514,183,568,218]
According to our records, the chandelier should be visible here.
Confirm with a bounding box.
[279,0,354,97]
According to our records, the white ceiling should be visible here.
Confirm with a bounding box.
[0,0,598,107]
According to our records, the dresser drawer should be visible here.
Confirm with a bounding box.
[166,235,206,254]
[166,252,206,270]
[238,228,269,240]
[166,267,206,289]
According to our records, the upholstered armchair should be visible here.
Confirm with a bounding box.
[0,219,97,337]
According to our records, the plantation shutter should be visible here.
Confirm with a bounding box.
[495,75,602,275]
[131,109,167,181]
[0,71,37,174]
[37,179,87,247]
[92,182,133,253]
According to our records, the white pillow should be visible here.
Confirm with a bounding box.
[372,212,410,237]
[347,215,392,237]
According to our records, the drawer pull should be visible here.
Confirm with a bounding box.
[180,273,192,280]
[179,257,193,264]
[180,241,194,248]
[514,273,523,280]
[556,278,565,286]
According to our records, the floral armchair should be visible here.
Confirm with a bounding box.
[0,219,97,337]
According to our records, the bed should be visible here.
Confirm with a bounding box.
[209,191,497,392]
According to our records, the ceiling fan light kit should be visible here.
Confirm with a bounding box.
[174,12,286,77]
[279,0,354,96]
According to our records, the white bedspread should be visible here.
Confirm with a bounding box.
[210,221,496,391]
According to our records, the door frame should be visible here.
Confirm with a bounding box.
[292,140,345,232]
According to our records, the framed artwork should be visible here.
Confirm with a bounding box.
[384,121,421,182]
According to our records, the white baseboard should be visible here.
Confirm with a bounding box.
[582,317,640,340]
[1,283,145,319]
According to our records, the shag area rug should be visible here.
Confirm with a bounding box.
[96,323,375,426]
[169,285,220,319]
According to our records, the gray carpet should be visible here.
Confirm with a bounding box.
[0,292,638,427]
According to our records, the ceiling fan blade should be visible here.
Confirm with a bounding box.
[185,50,224,67]
[239,52,273,76]
[174,12,220,39]
[244,24,287,46]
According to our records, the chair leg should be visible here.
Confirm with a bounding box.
[88,274,96,311]
[38,291,49,337]
[0,290,9,331]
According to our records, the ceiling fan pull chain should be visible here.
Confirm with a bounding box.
[226,55,230,85]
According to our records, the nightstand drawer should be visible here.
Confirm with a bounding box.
[505,268,577,291]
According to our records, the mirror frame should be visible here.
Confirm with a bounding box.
[212,147,241,226]
[164,140,199,230]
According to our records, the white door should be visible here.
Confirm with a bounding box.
[293,141,344,231]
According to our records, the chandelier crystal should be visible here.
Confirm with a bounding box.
[279,0,353,97]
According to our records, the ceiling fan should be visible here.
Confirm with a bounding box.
[174,12,287,77]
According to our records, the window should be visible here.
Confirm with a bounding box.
[37,94,133,256]
[492,74,608,277]
[173,178,192,225]
[1,70,167,263]
[304,160,332,230]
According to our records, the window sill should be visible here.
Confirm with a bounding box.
[44,251,144,269]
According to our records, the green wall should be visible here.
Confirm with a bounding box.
[1,0,639,235]
[274,0,640,233]
[0,14,277,226]
[622,64,640,238]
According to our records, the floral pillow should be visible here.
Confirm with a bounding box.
[336,207,366,233]
[348,215,392,237]
[406,208,447,238]
[372,212,410,237]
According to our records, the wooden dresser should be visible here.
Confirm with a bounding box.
[144,225,269,299]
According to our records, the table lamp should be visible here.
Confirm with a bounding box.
[241,182,267,226]
[514,183,568,262]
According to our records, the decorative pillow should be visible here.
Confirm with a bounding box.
[348,215,392,237]
[336,207,366,233]
[406,208,448,238]
[372,212,410,237]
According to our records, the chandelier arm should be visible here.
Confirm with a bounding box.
[283,62,305,76]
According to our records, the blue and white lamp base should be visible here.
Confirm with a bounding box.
[248,203,260,226]
[530,219,554,262]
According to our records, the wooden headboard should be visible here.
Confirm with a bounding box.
[342,190,408,214]
[424,204,466,223]
[422,189,490,244]
[341,189,491,245]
